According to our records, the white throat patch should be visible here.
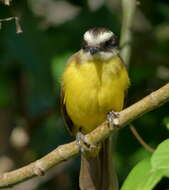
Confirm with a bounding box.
[84,30,114,46]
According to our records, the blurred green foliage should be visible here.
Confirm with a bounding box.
[0,0,169,189]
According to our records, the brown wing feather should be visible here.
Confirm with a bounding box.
[119,55,129,109]
[60,87,74,135]
[60,52,81,135]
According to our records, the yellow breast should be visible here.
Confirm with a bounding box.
[62,54,130,135]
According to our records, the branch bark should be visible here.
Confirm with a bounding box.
[0,83,169,188]
[2,160,72,190]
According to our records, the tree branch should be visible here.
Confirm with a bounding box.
[3,160,72,190]
[0,83,168,188]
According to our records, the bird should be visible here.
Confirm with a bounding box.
[61,27,130,190]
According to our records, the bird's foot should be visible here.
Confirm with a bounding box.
[107,111,120,130]
[76,132,100,157]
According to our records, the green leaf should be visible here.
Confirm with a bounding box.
[163,117,169,130]
[151,138,169,170]
[121,158,164,190]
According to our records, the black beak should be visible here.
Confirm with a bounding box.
[89,47,100,55]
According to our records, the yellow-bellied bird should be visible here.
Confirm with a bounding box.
[61,27,130,190]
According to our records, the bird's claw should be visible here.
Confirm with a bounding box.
[76,132,94,153]
[76,132,100,157]
[107,111,120,130]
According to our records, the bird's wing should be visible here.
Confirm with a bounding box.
[60,87,74,135]
[60,52,81,135]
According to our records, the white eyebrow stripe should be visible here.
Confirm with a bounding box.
[84,31,113,46]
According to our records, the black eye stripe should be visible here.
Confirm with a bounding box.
[104,39,113,47]
[102,36,119,49]
[81,35,119,52]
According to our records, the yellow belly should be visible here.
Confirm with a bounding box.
[62,55,130,135]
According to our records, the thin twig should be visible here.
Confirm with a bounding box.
[0,17,15,22]
[129,124,155,152]
[14,17,23,34]
[0,83,168,188]
[0,16,23,34]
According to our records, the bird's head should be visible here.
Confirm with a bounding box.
[81,27,119,60]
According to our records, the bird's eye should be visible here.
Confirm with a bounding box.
[104,39,113,47]
[104,36,119,48]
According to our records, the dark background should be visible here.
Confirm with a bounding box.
[0,0,169,189]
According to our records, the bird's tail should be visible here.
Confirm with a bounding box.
[79,136,118,190]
